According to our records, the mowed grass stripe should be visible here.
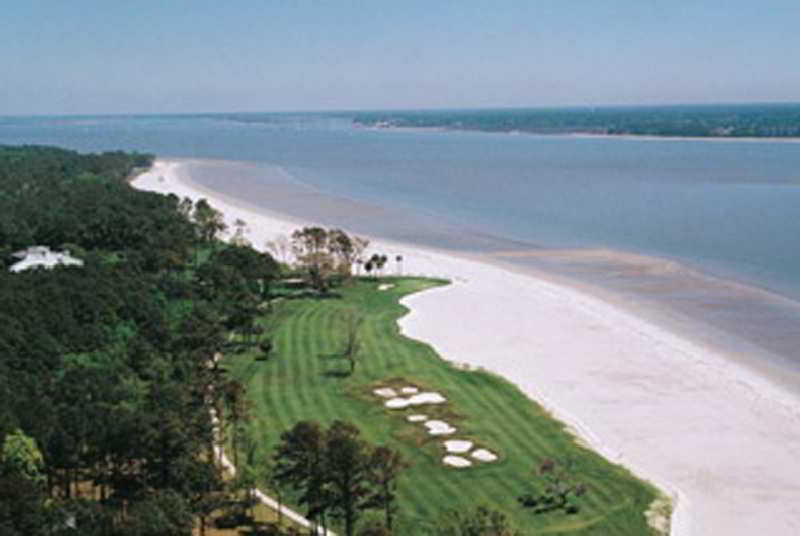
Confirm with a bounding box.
[460,374,562,469]
[225,278,659,535]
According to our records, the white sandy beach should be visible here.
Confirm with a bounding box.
[134,159,800,536]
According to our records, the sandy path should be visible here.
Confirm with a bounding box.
[212,442,333,535]
[208,354,334,535]
[134,159,800,536]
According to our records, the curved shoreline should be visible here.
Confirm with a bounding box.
[133,158,800,536]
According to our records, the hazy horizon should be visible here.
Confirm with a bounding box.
[3,1,799,116]
[3,100,800,120]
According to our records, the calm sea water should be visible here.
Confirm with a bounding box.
[2,112,800,387]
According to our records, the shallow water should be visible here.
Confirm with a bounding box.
[3,112,800,390]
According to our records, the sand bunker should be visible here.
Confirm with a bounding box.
[471,449,498,462]
[424,420,456,435]
[384,391,446,409]
[410,392,446,404]
[401,386,419,394]
[444,440,473,453]
[373,387,398,398]
[443,455,472,468]
[385,398,411,409]
[406,414,427,422]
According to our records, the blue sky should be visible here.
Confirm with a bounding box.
[2,1,798,115]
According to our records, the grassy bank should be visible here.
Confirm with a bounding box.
[224,277,661,535]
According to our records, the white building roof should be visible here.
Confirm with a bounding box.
[9,246,84,273]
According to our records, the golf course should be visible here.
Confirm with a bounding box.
[223,277,664,535]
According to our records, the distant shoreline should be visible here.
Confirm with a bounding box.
[350,102,800,142]
[356,124,800,143]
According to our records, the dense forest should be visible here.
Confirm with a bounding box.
[0,146,283,535]
[352,103,800,137]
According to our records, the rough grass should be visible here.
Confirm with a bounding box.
[224,277,661,535]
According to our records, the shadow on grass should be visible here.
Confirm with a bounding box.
[322,369,352,378]
[271,289,343,301]
[318,353,353,378]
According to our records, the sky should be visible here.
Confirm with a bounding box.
[2,1,799,115]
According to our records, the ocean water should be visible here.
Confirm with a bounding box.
[2,112,800,388]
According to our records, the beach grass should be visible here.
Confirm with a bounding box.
[223,277,661,535]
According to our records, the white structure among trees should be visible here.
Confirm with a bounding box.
[9,246,84,273]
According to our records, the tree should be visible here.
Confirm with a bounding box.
[211,244,279,299]
[273,421,329,532]
[517,458,587,515]
[267,459,288,529]
[435,506,522,536]
[121,489,194,536]
[291,227,334,292]
[0,472,52,536]
[193,199,227,246]
[366,254,388,278]
[230,427,264,525]
[1,428,45,482]
[357,519,392,536]
[273,421,408,536]
[352,237,370,275]
[325,421,371,536]
[328,229,353,274]
[231,218,251,247]
[0,429,51,536]
[222,379,249,468]
[265,234,291,265]
[185,460,227,536]
[177,196,194,220]
[340,307,365,375]
[328,229,369,277]
[364,446,406,532]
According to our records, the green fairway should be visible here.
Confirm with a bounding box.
[224,277,663,535]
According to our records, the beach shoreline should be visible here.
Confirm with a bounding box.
[133,158,800,536]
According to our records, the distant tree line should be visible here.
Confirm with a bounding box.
[352,103,800,138]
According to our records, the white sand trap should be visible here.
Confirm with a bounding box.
[385,398,410,409]
[385,391,446,409]
[471,448,498,462]
[401,386,419,394]
[408,392,446,404]
[444,440,473,453]
[425,420,456,435]
[378,283,395,291]
[443,455,472,468]
[407,414,427,422]
[373,387,398,398]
